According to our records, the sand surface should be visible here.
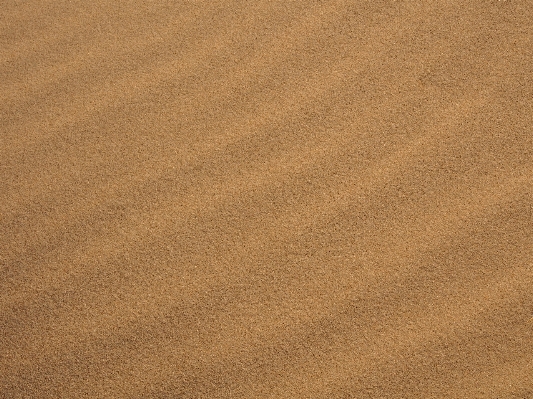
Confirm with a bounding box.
[1,1,533,398]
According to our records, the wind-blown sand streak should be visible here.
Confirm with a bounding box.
[1,0,532,398]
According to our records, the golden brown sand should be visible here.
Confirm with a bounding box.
[1,1,532,397]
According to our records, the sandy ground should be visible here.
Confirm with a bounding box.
[1,1,533,398]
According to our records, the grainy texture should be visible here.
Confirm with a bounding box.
[1,1,533,398]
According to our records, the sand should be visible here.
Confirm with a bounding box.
[1,0,532,398]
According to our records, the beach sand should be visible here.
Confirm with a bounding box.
[1,1,532,397]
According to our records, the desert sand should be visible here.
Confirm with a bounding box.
[1,0,532,398]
